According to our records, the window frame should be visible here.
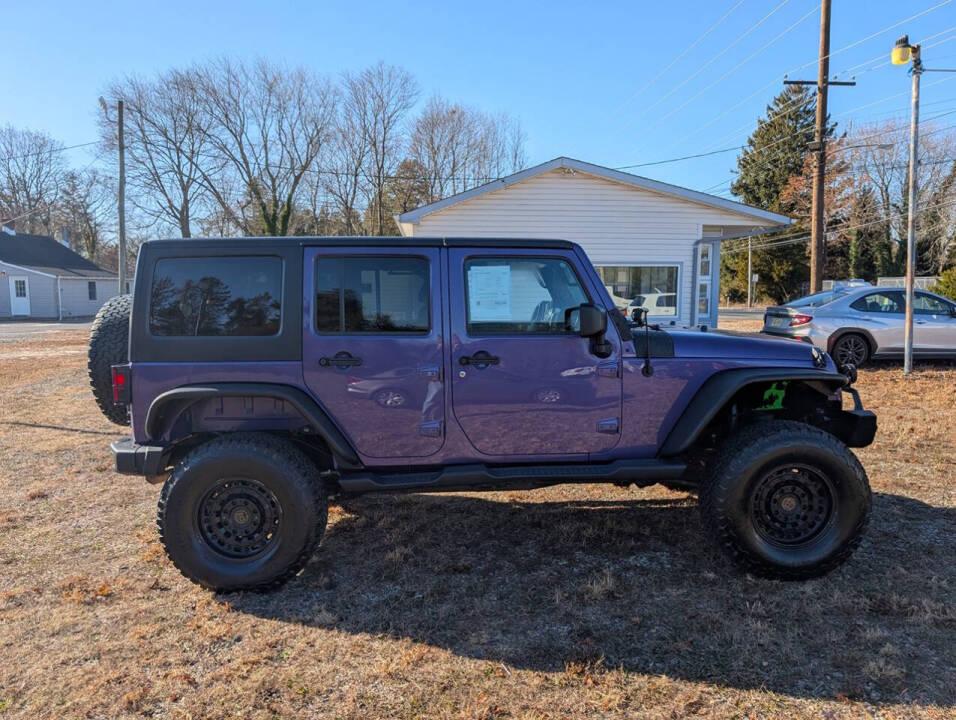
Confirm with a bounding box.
[313,254,432,336]
[146,254,285,339]
[595,262,682,320]
[462,254,592,337]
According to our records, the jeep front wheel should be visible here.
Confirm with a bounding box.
[157,433,328,592]
[700,420,871,580]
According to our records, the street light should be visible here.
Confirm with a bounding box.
[891,36,956,375]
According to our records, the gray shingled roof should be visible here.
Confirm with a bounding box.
[0,231,116,278]
[397,156,792,227]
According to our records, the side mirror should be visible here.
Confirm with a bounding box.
[565,303,611,358]
[631,307,649,327]
[566,303,606,337]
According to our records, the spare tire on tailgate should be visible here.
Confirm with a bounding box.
[88,294,132,426]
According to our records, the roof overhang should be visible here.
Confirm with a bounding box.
[397,156,793,229]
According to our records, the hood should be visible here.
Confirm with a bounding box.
[669,328,822,364]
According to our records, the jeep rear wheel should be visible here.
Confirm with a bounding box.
[700,420,870,580]
[87,294,132,425]
[157,433,328,592]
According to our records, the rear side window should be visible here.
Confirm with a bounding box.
[315,256,430,333]
[850,292,903,314]
[149,256,282,336]
[914,293,952,315]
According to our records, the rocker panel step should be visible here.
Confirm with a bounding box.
[337,458,687,493]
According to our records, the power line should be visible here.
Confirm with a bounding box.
[0,140,99,164]
[613,145,744,170]
[654,3,821,126]
[623,0,797,130]
[613,0,747,116]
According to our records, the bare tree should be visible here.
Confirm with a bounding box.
[0,125,68,234]
[102,71,212,238]
[410,96,526,202]
[323,103,368,235]
[54,169,114,260]
[195,58,337,236]
[343,62,419,235]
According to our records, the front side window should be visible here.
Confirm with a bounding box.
[597,265,679,317]
[914,293,952,315]
[850,292,903,314]
[149,256,282,336]
[464,257,588,334]
[88,281,97,300]
[316,256,429,333]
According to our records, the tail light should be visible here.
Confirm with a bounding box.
[111,364,131,405]
[789,314,812,327]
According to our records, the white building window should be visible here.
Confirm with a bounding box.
[88,281,97,300]
[597,265,679,317]
[697,243,713,318]
[14,279,27,297]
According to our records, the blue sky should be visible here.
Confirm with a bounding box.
[4,0,956,198]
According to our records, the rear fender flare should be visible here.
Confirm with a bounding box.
[145,382,361,468]
[658,368,848,457]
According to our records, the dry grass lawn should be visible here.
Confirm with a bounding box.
[0,321,953,719]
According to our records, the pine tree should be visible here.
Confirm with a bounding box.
[722,85,832,303]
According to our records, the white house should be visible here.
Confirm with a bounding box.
[0,229,124,319]
[396,157,791,328]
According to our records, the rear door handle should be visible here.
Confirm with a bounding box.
[319,351,362,368]
[458,351,500,368]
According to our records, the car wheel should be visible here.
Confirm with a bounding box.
[832,333,869,368]
[157,433,327,592]
[700,420,871,580]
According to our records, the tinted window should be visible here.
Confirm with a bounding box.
[88,281,97,300]
[149,257,282,336]
[850,292,903,314]
[316,256,429,333]
[914,293,952,315]
[465,257,588,334]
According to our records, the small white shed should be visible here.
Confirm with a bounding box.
[0,230,124,320]
[396,157,791,327]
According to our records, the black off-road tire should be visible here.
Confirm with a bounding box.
[157,433,328,592]
[700,420,871,580]
[88,294,132,425]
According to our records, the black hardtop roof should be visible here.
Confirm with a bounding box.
[143,236,575,251]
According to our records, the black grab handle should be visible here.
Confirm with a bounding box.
[459,352,500,367]
[319,352,363,368]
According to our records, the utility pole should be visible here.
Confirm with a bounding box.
[117,100,127,296]
[903,54,920,375]
[747,237,753,308]
[785,0,854,293]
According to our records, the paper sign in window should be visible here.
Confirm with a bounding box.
[467,265,511,321]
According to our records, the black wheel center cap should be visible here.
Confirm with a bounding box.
[779,494,799,512]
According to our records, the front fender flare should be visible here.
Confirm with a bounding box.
[145,382,361,468]
[658,368,848,457]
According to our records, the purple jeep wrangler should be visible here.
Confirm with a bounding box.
[88,237,875,591]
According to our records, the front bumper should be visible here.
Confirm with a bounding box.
[111,437,169,478]
[833,386,877,447]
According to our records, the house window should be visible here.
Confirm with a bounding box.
[14,279,27,298]
[597,265,679,317]
[315,256,430,333]
[697,244,713,318]
[88,281,97,300]
[149,256,282,336]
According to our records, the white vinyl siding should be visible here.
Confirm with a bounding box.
[58,277,120,318]
[0,263,57,318]
[407,169,770,326]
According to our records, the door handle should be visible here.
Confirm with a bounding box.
[319,351,362,368]
[458,351,500,368]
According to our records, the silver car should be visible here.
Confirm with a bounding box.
[762,286,956,366]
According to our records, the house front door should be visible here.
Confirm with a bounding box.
[9,276,30,315]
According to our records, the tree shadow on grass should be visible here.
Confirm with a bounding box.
[229,490,955,706]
